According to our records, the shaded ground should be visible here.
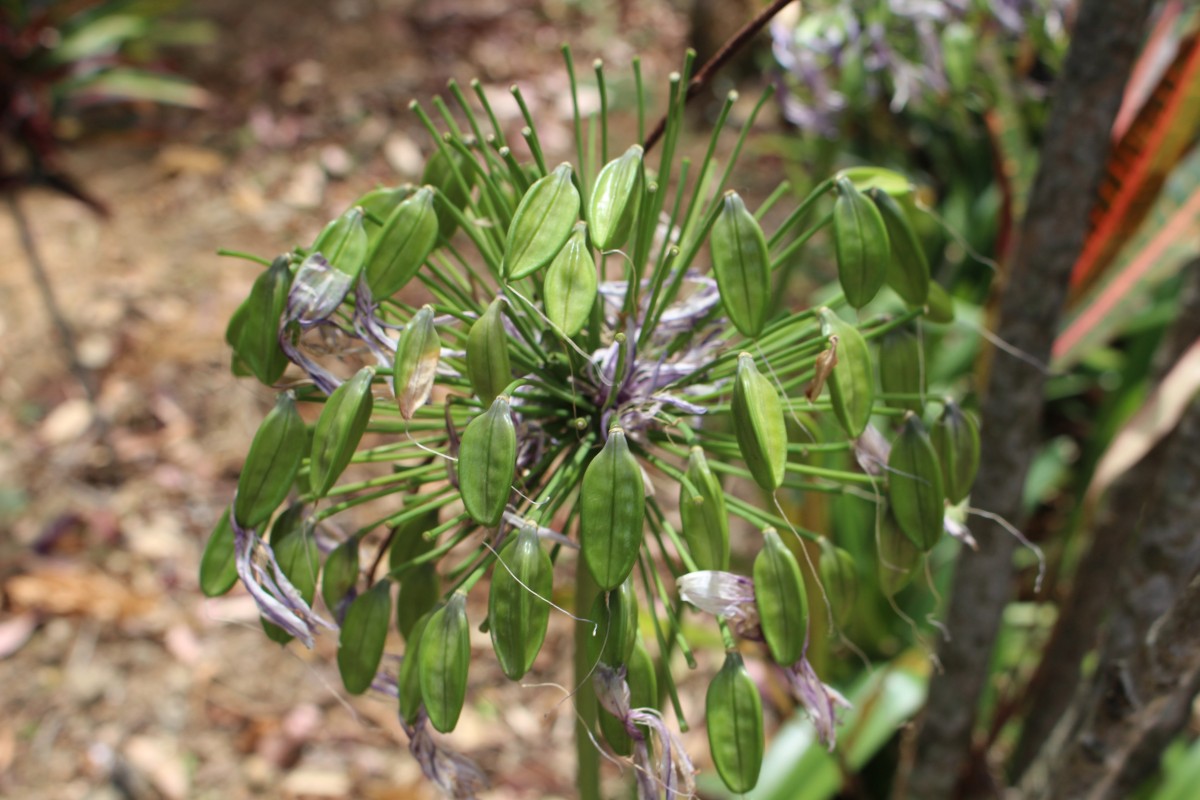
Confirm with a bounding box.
[0,1,795,797]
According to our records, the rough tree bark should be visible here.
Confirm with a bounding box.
[1021,558,1200,799]
[1011,262,1200,776]
[893,1,1156,798]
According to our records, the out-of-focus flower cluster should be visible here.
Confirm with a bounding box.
[770,0,1070,135]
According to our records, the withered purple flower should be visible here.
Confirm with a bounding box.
[230,512,333,647]
[405,712,489,800]
[678,570,760,638]
[594,664,697,799]
[783,655,852,750]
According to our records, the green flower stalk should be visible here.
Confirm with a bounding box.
[207,49,978,798]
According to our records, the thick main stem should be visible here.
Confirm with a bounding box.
[893,1,1156,797]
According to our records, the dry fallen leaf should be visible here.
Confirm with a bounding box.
[5,564,159,622]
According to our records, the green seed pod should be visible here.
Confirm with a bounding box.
[231,255,291,386]
[543,222,597,337]
[423,147,477,238]
[585,577,639,669]
[321,537,360,616]
[599,633,657,756]
[388,508,440,570]
[924,281,955,323]
[388,509,441,639]
[588,144,644,252]
[392,305,441,420]
[337,579,393,695]
[679,447,731,571]
[731,353,787,492]
[397,564,440,641]
[199,508,239,598]
[262,504,318,644]
[465,298,512,407]
[878,512,922,597]
[504,163,580,280]
[753,527,808,666]
[931,400,980,504]
[818,308,875,438]
[835,167,913,198]
[234,392,307,529]
[488,523,553,680]
[309,367,375,497]
[312,206,369,281]
[398,610,433,724]
[364,186,439,300]
[356,185,412,231]
[419,591,471,733]
[818,539,858,630]
[832,176,890,309]
[710,191,770,338]
[888,413,945,551]
[878,325,924,415]
[580,428,645,591]
[870,188,930,306]
[706,651,764,794]
[458,395,517,527]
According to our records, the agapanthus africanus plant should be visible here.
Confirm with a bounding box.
[200,49,980,799]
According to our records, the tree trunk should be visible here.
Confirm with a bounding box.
[1021,564,1200,800]
[893,1,1155,797]
[1010,261,1200,775]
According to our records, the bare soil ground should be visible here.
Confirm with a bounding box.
[0,1,792,797]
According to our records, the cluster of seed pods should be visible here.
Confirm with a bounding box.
[201,52,980,797]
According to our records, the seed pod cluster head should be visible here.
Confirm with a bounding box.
[211,55,976,794]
